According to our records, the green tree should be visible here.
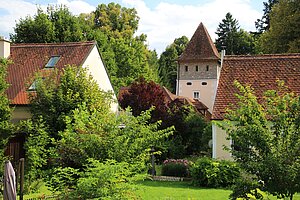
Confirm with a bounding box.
[255,0,279,33]
[259,0,300,53]
[11,5,82,43]
[220,81,300,199]
[215,13,256,55]
[158,36,188,93]
[0,58,13,177]
[30,65,113,138]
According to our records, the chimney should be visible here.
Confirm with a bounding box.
[220,49,226,68]
[0,36,11,58]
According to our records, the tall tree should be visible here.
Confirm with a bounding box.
[220,81,300,200]
[215,13,256,55]
[255,0,279,33]
[259,0,300,53]
[158,36,188,93]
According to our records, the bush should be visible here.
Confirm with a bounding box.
[161,159,190,177]
[190,157,240,188]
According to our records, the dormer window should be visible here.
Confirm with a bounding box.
[28,77,45,91]
[185,65,188,72]
[28,80,38,91]
[45,56,60,68]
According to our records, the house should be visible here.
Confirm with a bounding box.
[1,38,118,161]
[176,23,300,160]
[1,38,118,123]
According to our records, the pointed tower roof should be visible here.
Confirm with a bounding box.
[179,22,220,61]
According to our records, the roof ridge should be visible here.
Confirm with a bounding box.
[11,41,96,47]
[224,53,300,60]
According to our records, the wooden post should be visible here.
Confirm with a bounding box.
[19,158,24,200]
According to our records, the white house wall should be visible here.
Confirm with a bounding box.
[82,46,118,113]
[212,122,232,160]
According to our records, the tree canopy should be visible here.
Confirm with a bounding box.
[220,81,300,199]
[255,0,279,33]
[258,0,300,53]
[215,13,256,55]
[158,36,188,93]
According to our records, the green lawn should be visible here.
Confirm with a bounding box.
[135,180,231,200]
[134,180,300,200]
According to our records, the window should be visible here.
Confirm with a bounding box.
[187,82,192,85]
[202,82,207,85]
[28,80,37,91]
[45,56,60,68]
[28,78,45,91]
[193,91,200,99]
[196,65,199,71]
[185,65,188,72]
[206,65,209,71]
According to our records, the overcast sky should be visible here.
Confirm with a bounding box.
[0,0,263,54]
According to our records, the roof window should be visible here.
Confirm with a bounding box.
[28,77,45,91]
[45,56,60,68]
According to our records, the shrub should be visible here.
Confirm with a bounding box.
[190,157,240,188]
[161,159,190,177]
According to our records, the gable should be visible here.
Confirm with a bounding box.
[6,41,96,105]
[212,54,300,120]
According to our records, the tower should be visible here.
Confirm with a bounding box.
[176,23,221,112]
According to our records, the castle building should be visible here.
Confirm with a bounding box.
[177,23,300,159]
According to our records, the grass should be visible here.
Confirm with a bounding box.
[135,180,231,200]
[135,180,300,200]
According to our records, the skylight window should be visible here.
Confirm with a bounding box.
[45,56,60,68]
[28,78,45,91]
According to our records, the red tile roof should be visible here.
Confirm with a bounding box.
[178,22,220,61]
[6,41,96,105]
[212,54,300,120]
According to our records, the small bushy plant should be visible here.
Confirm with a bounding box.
[161,159,190,177]
[190,157,240,188]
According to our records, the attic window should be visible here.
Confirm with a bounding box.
[187,82,192,85]
[45,56,60,68]
[206,65,209,71]
[196,65,199,71]
[28,78,45,91]
[185,65,188,72]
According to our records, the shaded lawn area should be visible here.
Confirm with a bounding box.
[135,180,231,200]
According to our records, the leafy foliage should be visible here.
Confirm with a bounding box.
[161,159,190,177]
[258,0,300,53]
[0,58,13,179]
[190,157,240,188]
[158,36,188,93]
[215,13,256,55]
[30,65,113,138]
[220,81,300,199]
[255,0,279,33]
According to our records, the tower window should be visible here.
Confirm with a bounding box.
[206,65,209,71]
[185,65,188,72]
[193,91,200,99]
[202,82,207,85]
[45,56,60,68]
[196,65,198,71]
[187,82,192,85]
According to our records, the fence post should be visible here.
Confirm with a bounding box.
[19,158,24,200]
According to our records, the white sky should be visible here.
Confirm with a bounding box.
[0,0,263,55]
